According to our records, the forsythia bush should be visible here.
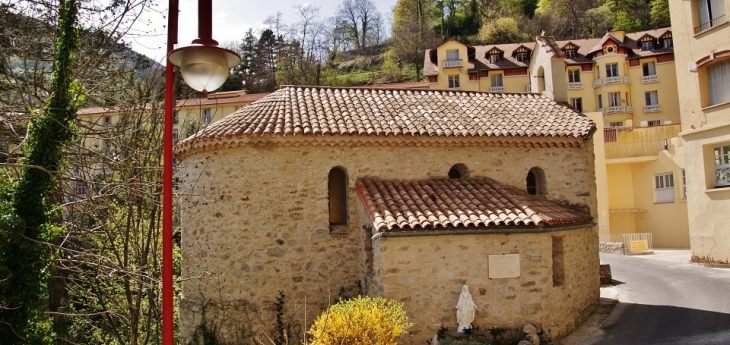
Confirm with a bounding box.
[308,296,413,345]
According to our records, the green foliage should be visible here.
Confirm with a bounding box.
[439,338,489,345]
[477,17,530,44]
[614,11,642,32]
[0,0,84,342]
[650,0,671,28]
[308,296,412,345]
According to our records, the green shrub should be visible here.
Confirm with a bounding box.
[308,296,412,345]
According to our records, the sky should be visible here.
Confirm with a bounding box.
[128,0,397,62]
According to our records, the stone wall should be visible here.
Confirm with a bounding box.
[176,136,597,342]
[372,228,599,344]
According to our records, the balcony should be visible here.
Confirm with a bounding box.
[490,86,504,92]
[593,79,602,88]
[443,59,463,68]
[604,106,626,114]
[603,124,681,160]
[641,75,658,83]
[568,82,583,89]
[644,104,661,113]
[694,14,727,34]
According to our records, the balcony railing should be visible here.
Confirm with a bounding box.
[694,14,727,34]
[641,75,659,83]
[525,85,532,92]
[490,86,504,92]
[593,79,602,88]
[604,106,626,114]
[624,76,631,84]
[605,140,666,159]
[568,82,583,89]
[443,59,463,68]
[604,76,623,84]
[644,104,661,113]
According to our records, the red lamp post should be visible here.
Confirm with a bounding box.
[163,1,240,343]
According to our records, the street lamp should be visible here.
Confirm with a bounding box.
[163,1,240,344]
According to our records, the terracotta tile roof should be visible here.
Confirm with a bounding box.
[175,86,595,151]
[76,91,270,115]
[355,177,593,232]
[359,81,429,89]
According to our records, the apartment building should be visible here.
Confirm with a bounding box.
[670,0,730,262]
[424,28,690,248]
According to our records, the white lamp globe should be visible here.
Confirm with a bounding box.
[179,48,228,92]
[169,45,240,93]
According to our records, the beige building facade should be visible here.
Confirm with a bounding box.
[175,86,600,343]
[425,29,690,248]
[669,0,730,262]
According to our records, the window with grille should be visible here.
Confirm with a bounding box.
[654,173,675,203]
[713,144,730,187]
[695,0,727,33]
[648,120,661,126]
[609,121,624,127]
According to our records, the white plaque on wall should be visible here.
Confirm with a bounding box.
[488,254,521,279]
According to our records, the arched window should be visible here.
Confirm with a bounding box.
[448,164,469,179]
[526,167,546,195]
[328,167,347,225]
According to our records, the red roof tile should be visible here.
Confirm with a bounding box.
[355,177,593,232]
[175,86,595,151]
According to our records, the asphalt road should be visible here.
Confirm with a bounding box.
[581,251,730,345]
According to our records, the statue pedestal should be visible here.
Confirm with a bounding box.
[444,330,487,342]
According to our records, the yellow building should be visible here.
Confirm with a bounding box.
[669,1,730,262]
[424,28,690,248]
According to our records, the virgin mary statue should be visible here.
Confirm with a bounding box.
[456,285,477,332]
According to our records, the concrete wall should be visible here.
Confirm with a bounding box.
[670,1,730,261]
[371,228,599,343]
[176,135,598,342]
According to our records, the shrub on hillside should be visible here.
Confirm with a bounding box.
[307,296,412,345]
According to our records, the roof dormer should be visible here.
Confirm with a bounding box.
[511,45,533,63]
[659,31,673,49]
[637,34,657,51]
[562,42,580,59]
[486,47,504,64]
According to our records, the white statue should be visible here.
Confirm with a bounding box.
[455,284,477,332]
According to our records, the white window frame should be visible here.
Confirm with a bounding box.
[707,59,730,106]
[641,41,653,51]
[568,69,581,83]
[663,38,673,48]
[517,52,528,62]
[489,54,500,64]
[645,91,659,106]
[713,144,730,187]
[608,92,621,107]
[448,75,460,89]
[696,0,726,33]
[490,73,503,87]
[446,50,459,61]
[642,62,656,76]
[570,97,583,112]
[654,172,675,203]
[565,49,576,59]
[75,182,87,195]
[606,63,619,77]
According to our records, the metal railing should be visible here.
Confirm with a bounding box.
[568,82,583,89]
[641,75,659,83]
[694,14,727,34]
[605,139,665,159]
[443,59,463,68]
[525,85,532,92]
[490,86,504,92]
[644,104,662,113]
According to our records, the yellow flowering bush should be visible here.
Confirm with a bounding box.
[308,296,413,345]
